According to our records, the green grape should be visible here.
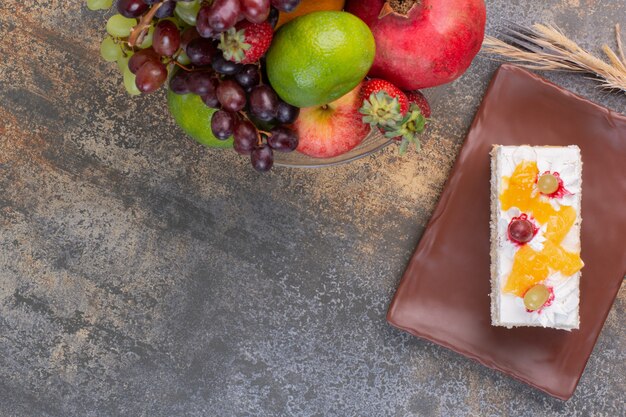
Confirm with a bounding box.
[537,173,559,194]
[100,36,122,62]
[176,50,191,66]
[523,284,550,311]
[106,14,137,38]
[174,1,201,26]
[86,0,99,10]
[117,52,132,72]
[139,26,154,49]
[175,0,200,11]
[86,0,113,10]
[123,65,141,96]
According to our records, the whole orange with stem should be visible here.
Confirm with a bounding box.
[275,0,346,29]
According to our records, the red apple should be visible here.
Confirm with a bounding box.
[295,84,371,158]
[345,0,486,90]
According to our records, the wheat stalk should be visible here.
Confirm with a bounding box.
[482,23,626,94]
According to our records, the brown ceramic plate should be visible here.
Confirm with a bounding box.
[387,65,626,400]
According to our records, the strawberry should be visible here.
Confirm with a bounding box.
[376,90,430,154]
[359,79,409,129]
[384,104,427,152]
[361,79,409,113]
[218,21,273,64]
[405,90,431,118]
[359,79,428,155]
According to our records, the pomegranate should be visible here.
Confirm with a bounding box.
[345,0,486,89]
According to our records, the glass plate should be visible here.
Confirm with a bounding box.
[274,85,446,168]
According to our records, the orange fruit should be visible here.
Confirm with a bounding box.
[266,11,375,107]
[275,0,346,29]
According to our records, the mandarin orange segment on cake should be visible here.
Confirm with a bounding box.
[499,160,537,211]
[542,241,585,276]
[500,161,559,224]
[543,206,577,243]
[503,241,584,297]
[503,245,549,296]
[490,145,583,330]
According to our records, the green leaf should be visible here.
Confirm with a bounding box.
[398,138,409,155]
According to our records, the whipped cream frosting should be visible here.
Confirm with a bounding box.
[494,145,582,329]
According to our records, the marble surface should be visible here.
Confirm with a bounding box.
[0,1,624,416]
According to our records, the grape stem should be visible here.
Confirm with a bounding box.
[238,111,271,146]
[169,60,220,73]
[238,111,272,136]
[168,50,195,72]
[171,60,194,71]
[257,131,272,147]
[128,2,164,48]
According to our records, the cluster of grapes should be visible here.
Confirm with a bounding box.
[90,0,304,172]
[169,48,300,171]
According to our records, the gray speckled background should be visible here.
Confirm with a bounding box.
[0,1,624,416]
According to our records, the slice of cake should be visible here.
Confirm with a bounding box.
[490,145,583,330]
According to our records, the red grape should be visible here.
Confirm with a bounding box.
[187,72,216,96]
[251,143,274,172]
[211,110,237,140]
[275,101,299,124]
[128,48,160,74]
[241,0,271,24]
[206,0,241,33]
[270,0,300,12]
[154,0,176,18]
[508,219,535,243]
[186,38,216,66]
[203,78,220,105]
[267,126,298,152]
[235,64,260,90]
[117,0,148,18]
[211,54,244,75]
[249,85,278,121]
[233,120,258,155]
[267,6,279,28]
[169,69,190,94]
[196,5,217,38]
[180,27,201,51]
[217,80,247,112]
[153,20,181,57]
[202,92,220,108]
[135,60,168,93]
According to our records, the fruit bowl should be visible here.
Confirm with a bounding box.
[274,85,445,168]
[91,0,484,172]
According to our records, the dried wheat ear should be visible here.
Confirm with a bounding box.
[482,23,626,94]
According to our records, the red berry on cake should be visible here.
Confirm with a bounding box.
[508,217,535,244]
